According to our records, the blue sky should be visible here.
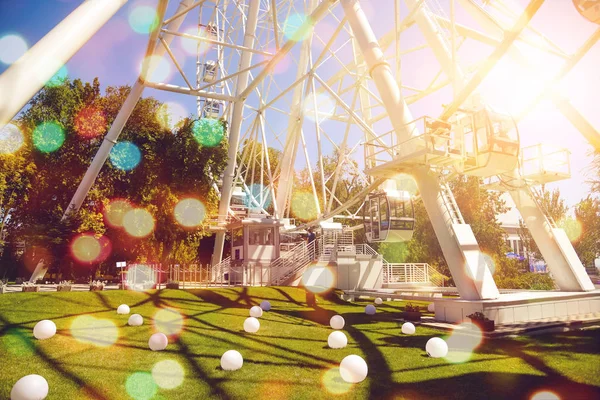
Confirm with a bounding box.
[1,0,599,213]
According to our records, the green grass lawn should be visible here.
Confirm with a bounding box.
[1,287,599,400]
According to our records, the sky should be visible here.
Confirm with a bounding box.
[1,0,599,219]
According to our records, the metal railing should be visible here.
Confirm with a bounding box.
[270,238,321,285]
[383,263,450,287]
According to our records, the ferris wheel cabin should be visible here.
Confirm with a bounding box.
[363,189,414,243]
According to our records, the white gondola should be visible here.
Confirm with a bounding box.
[573,0,600,24]
[230,186,247,217]
[202,99,222,118]
[363,188,414,243]
[458,107,520,177]
[203,61,217,82]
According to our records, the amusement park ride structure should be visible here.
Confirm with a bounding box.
[1,0,600,320]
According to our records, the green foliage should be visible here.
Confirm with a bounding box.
[573,196,600,266]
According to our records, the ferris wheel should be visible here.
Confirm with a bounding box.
[1,0,598,299]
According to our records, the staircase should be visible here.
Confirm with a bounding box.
[270,238,321,286]
[440,183,465,224]
[528,186,558,228]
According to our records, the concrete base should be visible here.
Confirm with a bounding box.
[434,290,600,324]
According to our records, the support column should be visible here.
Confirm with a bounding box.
[211,0,261,266]
[0,0,128,129]
[275,0,317,217]
[342,0,499,300]
[62,0,192,218]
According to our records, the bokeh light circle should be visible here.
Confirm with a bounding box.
[559,217,583,242]
[156,102,188,131]
[283,13,312,41]
[128,6,159,34]
[0,123,24,154]
[110,141,141,171]
[304,92,336,122]
[71,234,101,263]
[32,121,65,153]
[152,360,185,389]
[140,55,171,82]
[125,372,157,400]
[154,308,184,336]
[0,34,28,65]
[123,209,155,238]
[322,368,353,395]
[70,315,119,347]
[291,191,318,221]
[192,118,224,146]
[530,391,560,400]
[74,105,106,138]
[301,266,334,293]
[445,322,484,364]
[174,198,206,228]
[104,199,134,228]
[180,26,211,55]
[45,65,68,87]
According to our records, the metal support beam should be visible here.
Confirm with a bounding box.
[62,0,189,219]
[211,0,261,266]
[0,0,128,129]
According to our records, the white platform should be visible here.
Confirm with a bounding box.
[434,290,600,324]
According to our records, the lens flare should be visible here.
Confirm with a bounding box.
[559,217,583,242]
[71,234,101,263]
[152,360,185,389]
[180,26,211,55]
[125,264,155,291]
[192,118,224,147]
[70,315,119,347]
[531,391,560,400]
[128,6,159,34]
[74,106,106,138]
[174,198,205,228]
[110,141,141,171]
[0,123,24,154]
[444,322,484,364]
[393,173,418,195]
[321,367,352,395]
[126,372,157,400]
[302,265,334,294]
[156,102,188,131]
[283,13,312,41]
[140,55,171,82]
[0,34,28,64]
[291,191,318,221]
[248,183,272,209]
[45,65,68,87]
[123,208,155,238]
[104,199,134,228]
[303,92,336,122]
[154,308,185,336]
[32,121,65,153]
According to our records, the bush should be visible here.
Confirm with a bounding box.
[495,272,555,290]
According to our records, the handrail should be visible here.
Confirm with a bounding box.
[383,263,451,287]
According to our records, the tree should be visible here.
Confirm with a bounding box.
[573,196,600,266]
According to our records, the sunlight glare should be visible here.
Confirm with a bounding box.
[444,322,484,364]
[321,367,353,395]
[123,208,155,238]
[152,360,185,389]
[302,265,334,294]
[0,124,24,154]
[126,372,157,400]
[154,308,185,336]
[174,198,206,228]
[104,199,134,228]
[0,34,28,65]
[70,315,119,347]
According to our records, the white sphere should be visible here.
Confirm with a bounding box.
[117,304,130,315]
[365,304,376,315]
[401,322,416,335]
[33,320,56,340]
[11,374,49,400]
[339,355,368,383]
[243,317,260,333]
[427,303,435,313]
[327,331,348,349]
[220,350,243,371]
[260,300,271,311]
[249,306,263,318]
[374,297,383,305]
[330,315,345,330]
[149,333,168,351]
[128,314,144,326]
[426,337,448,358]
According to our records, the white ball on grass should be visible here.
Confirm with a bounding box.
[427,303,435,313]
[11,374,49,400]
[260,300,271,311]
[33,320,56,340]
[243,317,260,333]
[249,306,263,318]
[220,350,243,371]
[374,297,383,305]
[401,322,416,335]
[330,315,345,330]
[149,332,168,351]
[365,304,376,315]
[327,331,348,349]
[128,314,143,326]
[339,354,368,383]
[426,337,448,358]
[117,304,130,315]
